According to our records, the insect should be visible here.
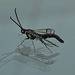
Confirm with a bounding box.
[10,8,64,53]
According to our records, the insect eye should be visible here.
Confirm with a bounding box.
[21,30,25,34]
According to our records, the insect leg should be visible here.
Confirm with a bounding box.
[18,38,29,47]
[39,39,53,53]
[43,43,53,53]
[44,39,59,47]
[32,40,36,52]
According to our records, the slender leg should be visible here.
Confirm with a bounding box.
[43,43,53,53]
[32,40,36,52]
[39,39,53,53]
[17,38,29,47]
[44,39,59,47]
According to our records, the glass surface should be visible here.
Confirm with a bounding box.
[0,0,75,75]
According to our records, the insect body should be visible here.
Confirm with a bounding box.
[10,8,64,53]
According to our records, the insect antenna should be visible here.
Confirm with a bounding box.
[0,51,15,62]
[14,8,22,28]
[10,8,23,29]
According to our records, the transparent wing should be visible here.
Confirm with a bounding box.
[34,28,55,34]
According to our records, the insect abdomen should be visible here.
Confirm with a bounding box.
[52,34,64,43]
[41,34,64,43]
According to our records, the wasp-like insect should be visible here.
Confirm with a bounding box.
[10,8,64,53]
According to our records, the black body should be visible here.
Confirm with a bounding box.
[10,8,64,53]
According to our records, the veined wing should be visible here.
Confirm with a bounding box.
[34,28,55,34]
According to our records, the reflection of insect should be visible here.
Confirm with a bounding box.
[10,8,64,53]
[0,45,60,70]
